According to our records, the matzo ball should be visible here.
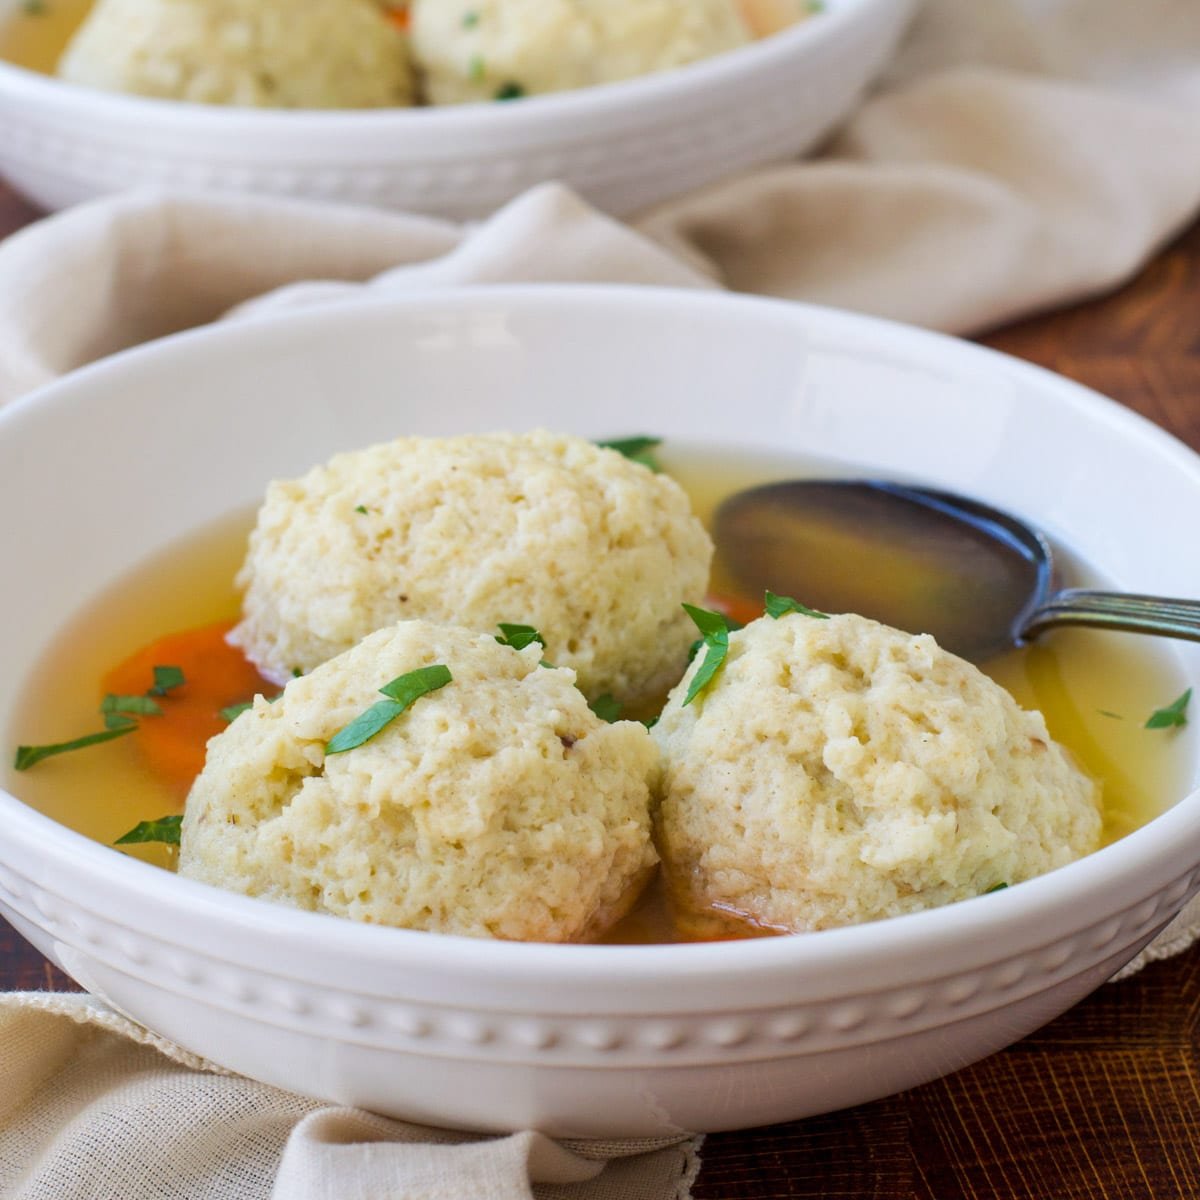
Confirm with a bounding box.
[229,430,713,708]
[410,0,751,104]
[58,0,414,108]
[654,611,1103,933]
[180,620,659,941]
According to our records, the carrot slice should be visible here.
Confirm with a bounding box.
[102,621,272,799]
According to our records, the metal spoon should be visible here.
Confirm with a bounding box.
[713,479,1200,662]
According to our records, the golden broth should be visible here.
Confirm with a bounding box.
[3,448,1193,939]
[0,0,91,73]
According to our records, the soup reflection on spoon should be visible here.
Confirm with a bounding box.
[713,480,1200,663]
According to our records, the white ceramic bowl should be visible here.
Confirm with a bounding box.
[1,286,1199,1138]
[0,0,913,218]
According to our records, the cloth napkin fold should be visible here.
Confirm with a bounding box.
[3,0,1200,1196]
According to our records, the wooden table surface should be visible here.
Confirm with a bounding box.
[2,181,1199,1199]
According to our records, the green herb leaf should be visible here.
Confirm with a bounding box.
[148,665,185,696]
[219,701,254,723]
[468,53,485,82]
[806,0,825,11]
[589,693,623,723]
[495,623,546,652]
[1146,688,1191,730]
[984,882,1009,894]
[21,0,47,15]
[682,603,733,707]
[462,9,479,27]
[595,436,663,473]
[103,713,139,732]
[327,664,452,754]
[14,725,137,770]
[115,815,182,846]
[102,693,162,718]
[641,715,659,730]
[1097,709,1123,720]
[764,591,829,620]
[494,81,525,101]
[354,504,368,514]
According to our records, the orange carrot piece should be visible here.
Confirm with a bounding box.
[102,621,272,800]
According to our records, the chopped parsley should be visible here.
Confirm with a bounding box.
[148,665,186,696]
[354,504,368,514]
[595,436,663,473]
[102,693,162,720]
[462,9,479,27]
[495,623,545,652]
[219,700,254,723]
[589,693,623,723]
[21,0,47,14]
[14,725,137,771]
[984,882,1009,894]
[1097,709,1123,720]
[682,604,735,707]
[115,815,182,846]
[495,81,525,101]
[468,54,485,83]
[1145,688,1191,730]
[326,664,452,755]
[764,591,829,620]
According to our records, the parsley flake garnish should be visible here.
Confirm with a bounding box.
[468,54,485,82]
[354,504,368,514]
[764,591,829,620]
[115,815,182,846]
[495,81,525,101]
[14,725,137,770]
[326,664,452,755]
[462,9,479,27]
[1098,709,1123,720]
[589,693,623,723]
[984,882,1009,894]
[495,623,545,652]
[102,693,162,719]
[1146,688,1191,730]
[219,700,254,723]
[682,604,735,706]
[596,436,663,473]
[22,0,47,15]
[148,665,185,696]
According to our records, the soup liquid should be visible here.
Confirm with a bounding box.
[0,0,91,73]
[4,451,1193,938]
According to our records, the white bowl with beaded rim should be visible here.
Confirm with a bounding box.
[1,285,1199,1137]
[0,0,915,219]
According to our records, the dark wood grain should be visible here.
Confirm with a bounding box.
[2,184,1199,1199]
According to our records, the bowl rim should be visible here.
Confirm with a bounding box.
[0,0,898,129]
[1,282,1198,992]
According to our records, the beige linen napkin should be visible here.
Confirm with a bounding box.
[3,0,1200,1194]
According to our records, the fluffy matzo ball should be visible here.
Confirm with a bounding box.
[180,620,659,941]
[654,612,1103,932]
[229,431,713,707]
[411,0,751,104]
[58,0,413,108]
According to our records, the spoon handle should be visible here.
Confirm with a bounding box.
[1021,589,1200,643]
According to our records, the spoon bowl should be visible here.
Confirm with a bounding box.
[714,479,1200,661]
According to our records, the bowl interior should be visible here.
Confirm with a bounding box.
[1,284,1199,957]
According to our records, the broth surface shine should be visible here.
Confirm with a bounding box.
[5,446,1192,941]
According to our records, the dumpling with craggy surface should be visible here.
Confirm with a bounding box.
[410,0,752,104]
[653,610,1103,933]
[58,0,414,108]
[180,620,659,941]
[228,430,713,708]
